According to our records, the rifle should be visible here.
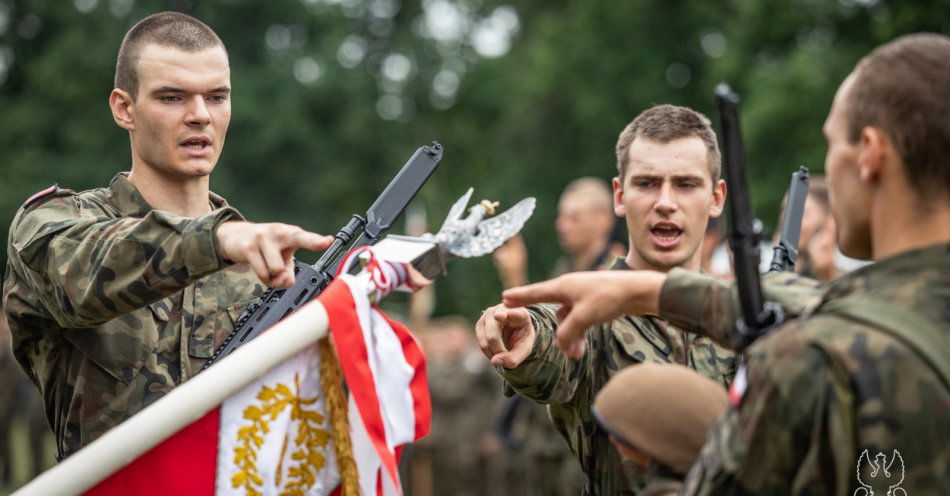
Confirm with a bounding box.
[770,166,809,272]
[715,84,787,352]
[202,142,443,370]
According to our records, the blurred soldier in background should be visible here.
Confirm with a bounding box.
[493,176,620,289]
[414,316,502,496]
[551,177,622,275]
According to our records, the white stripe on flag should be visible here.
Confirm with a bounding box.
[342,275,417,448]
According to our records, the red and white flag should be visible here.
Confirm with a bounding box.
[80,251,429,496]
[322,270,430,496]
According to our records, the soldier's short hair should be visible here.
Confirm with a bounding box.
[115,11,225,99]
[845,33,950,201]
[615,105,721,183]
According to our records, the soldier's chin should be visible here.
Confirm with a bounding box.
[185,161,216,177]
[646,251,688,271]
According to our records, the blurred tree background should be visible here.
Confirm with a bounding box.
[1,0,948,320]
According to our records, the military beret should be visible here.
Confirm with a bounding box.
[592,362,728,475]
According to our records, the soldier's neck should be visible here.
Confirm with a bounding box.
[128,166,213,217]
[872,194,950,260]
[624,248,701,274]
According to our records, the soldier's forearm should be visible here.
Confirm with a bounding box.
[659,269,825,348]
[31,207,242,328]
[659,269,736,347]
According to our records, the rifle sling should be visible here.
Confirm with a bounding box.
[818,297,950,390]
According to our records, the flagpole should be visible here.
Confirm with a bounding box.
[13,299,330,496]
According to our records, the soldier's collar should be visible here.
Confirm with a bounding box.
[107,172,230,217]
[107,173,152,217]
[609,257,710,276]
[609,257,632,271]
[822,242,950,301]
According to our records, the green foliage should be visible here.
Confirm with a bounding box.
[1,0,947,321]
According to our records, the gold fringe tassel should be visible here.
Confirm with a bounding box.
[319,337,360,496]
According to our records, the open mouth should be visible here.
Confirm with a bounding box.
[180,137,211,151]
[650,224,683,248]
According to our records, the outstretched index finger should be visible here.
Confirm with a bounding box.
[294,230,334,252]
[502,279,567,308]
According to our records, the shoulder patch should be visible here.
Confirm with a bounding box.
[23,184,59,208]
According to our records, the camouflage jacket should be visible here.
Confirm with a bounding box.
[498,259,737,496]
[2,173,264,458]
[661,243,950,496]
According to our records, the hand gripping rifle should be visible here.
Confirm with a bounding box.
[715,85,808,352]
[202,142,443,370]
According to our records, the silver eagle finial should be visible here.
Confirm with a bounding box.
[429,187,536,258]
[366,188,536,279]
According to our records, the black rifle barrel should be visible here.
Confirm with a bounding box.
[770,166,809,272]
[715,84,783,350]
[716,84,765,327]
[202,142,443,370]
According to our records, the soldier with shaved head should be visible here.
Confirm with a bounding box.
[3,12,333,459]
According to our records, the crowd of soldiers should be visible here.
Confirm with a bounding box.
[1,9,948,496]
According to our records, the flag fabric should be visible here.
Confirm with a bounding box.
[321,272,430,496]
[84,249,429,496]
[87,335,341,496]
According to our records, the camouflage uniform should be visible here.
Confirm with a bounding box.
[423,351,502,496]
[659,243,950,495]
[638,466,683,496]
[2,173,264,459]
[498,259,737,495]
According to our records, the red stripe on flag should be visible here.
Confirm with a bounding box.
[381,314,430,440]
[320,280,403,494]
[84,407,220,496]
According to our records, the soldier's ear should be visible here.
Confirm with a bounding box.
[857,126,888,184]
[612,176,626,217]
[110,88,135,132]
[709,179,727,218]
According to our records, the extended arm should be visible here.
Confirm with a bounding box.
[502,269,822,355]
[9,196,330,329]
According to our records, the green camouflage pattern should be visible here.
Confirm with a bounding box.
[2,173,264,459]
[639,465,683,496]
[660,268,825,347]
[498,258,737,496]
[672,243,950,496]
